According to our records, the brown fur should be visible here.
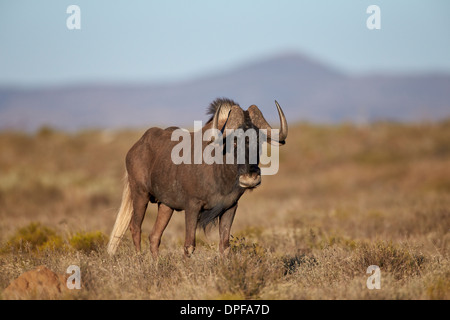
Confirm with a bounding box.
[107,98,287,257]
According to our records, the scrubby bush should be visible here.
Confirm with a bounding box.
[281,253,318,275]
[215,236,281,299]
[69,231,108,253]
[0,222,65,253]
[351,241,427,280]
[426,271,450,300]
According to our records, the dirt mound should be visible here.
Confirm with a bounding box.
[3,265,71,299]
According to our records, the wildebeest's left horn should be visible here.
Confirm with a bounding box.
[248,100,288,145]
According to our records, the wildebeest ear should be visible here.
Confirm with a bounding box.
[248,105,271,130]
[206,105,244,143]
[223,105,245,133]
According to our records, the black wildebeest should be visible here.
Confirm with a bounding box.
[107,98,288,257]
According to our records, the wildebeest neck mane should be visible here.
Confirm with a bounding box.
[198,203,227,232]
[206,98,239,123]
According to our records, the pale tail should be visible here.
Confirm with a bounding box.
[107,172,133,255]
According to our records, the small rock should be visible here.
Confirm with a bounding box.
[3,265,71,299]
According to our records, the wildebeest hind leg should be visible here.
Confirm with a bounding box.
[149,203,174,258]
[129,191,149,252]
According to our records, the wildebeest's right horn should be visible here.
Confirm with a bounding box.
[274,100,288,144]
[248,101,288,145]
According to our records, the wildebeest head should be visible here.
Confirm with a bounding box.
[206,98,288,188]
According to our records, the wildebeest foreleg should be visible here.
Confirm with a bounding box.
[184,207,200,257]
[149,203,174,258]
[219,204,237,255]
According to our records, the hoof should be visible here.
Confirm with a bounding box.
[184,245,195,257]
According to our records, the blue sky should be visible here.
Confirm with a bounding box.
[1,0,449,87]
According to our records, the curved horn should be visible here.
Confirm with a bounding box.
[274,100,288,143]
[247,101,288,145]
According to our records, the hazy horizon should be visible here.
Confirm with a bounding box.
[1,1,450,88]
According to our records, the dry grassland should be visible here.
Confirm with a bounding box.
[0,121,449,299]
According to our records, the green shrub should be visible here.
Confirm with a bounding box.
[1,222,64,253]
[69,231,108,253]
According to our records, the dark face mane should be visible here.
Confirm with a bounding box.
[220,111,261,189]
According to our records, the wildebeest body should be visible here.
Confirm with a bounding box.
[126,126,244,214]
[107,98,288,257]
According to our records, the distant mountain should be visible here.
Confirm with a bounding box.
[0,53,449,131]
